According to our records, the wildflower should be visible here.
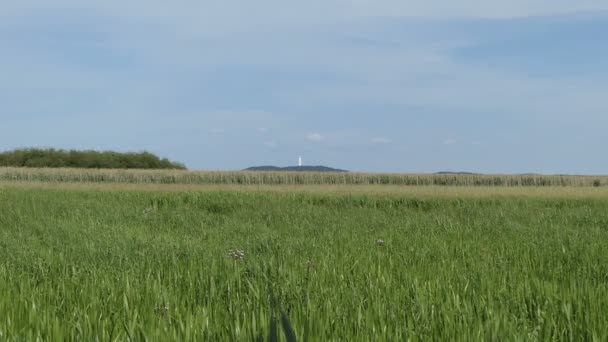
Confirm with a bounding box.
[228,249,245,260]
[376,239,385,247]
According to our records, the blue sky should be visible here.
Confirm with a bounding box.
[1,1,607,174]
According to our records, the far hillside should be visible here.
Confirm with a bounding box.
[244,165,348,172]
[0,148,186,170]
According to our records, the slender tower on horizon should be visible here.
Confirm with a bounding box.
[298,156,302,167]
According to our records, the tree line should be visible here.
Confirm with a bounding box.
[0,148,186,170]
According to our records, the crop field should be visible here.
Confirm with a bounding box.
[1,177,608,340]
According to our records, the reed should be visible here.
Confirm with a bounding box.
[0,167,606,187]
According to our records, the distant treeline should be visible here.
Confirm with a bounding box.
[0,149,186,170]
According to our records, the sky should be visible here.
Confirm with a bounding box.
[1,1,607,174]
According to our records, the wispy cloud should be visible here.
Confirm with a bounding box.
[207,128,225,134]
[263,141,278,149]
[4,1,608,29]
[306,133,324,143]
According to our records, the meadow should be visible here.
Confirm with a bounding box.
[1,172,608,340]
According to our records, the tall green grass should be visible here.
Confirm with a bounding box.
[1,167,606,186]
[1,187,607,340]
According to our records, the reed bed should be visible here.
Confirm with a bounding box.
[3,181,608,199]
[0,167,606,187]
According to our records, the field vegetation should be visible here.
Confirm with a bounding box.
[0,167,606,187]
[1,180,608,340]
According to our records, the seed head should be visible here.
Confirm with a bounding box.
[305,260,315,271]
[155,306,169,316]
[228,249,245,260]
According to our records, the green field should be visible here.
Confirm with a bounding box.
[1,183,608,341]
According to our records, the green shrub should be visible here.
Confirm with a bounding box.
[0,148,186,170]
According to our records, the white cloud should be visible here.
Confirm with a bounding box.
[3,1,606,124]
[306,133,324,142]
[3,1,608,37]
[370,137,391,144]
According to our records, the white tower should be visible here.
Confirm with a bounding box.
[298,156,302,167]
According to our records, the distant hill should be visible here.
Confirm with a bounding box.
[244,165,348,173]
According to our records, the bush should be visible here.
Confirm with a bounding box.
[0,148,186,170]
